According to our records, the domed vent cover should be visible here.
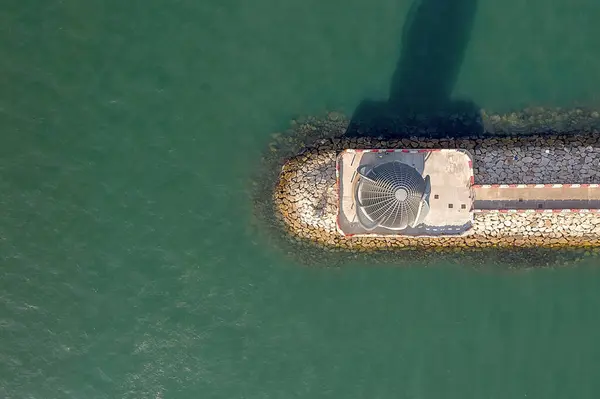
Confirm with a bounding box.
[354,161,431,231]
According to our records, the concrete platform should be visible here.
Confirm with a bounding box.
[474,184,600,210]
[337,149,474,237]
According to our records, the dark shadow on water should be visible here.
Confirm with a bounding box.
[346,0,481,139]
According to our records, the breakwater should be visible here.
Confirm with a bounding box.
[251,108,600,266]
[274,134,600,250]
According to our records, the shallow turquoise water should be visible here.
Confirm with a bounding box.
[2,0,600,397]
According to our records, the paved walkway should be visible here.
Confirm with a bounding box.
[473,184,600,210]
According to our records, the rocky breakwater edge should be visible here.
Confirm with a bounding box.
[252,108,600,266]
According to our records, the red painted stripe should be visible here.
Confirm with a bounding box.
[499,209,509,213]
[402,149,410,153]
[386,149,394,152]
[355,149,363,153]
[535,209,545,213]
[581,184,590,187]
[552,209,562,213]
[468,160,473,168]
[509,184,518,188]
[370,149,379,153]
[470,176,475,184]
[418,149,428,153]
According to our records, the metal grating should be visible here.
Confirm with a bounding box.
[354,161,429,230]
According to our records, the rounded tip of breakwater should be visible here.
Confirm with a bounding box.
[250,107,600,268]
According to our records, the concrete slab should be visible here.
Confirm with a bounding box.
[475,199,600,210]
[337,149,474,237]
[474,185,600,210]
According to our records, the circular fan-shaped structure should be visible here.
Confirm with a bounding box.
[354,161,430,230]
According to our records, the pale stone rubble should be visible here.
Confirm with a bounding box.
[274,133,600,250]
[474,212,600,241]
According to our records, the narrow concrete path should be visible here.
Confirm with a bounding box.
[473,184,600,210]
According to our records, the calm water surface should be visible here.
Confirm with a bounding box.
[2,0,600,398]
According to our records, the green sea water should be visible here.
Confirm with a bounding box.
[2,0,600,398]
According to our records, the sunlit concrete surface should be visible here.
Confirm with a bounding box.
[337,149,474,237]
[474,184,600,210]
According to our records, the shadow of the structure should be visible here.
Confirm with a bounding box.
[346,0,481,139]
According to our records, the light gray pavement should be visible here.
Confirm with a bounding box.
[474,185,600,210]
[337,150,474,236]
